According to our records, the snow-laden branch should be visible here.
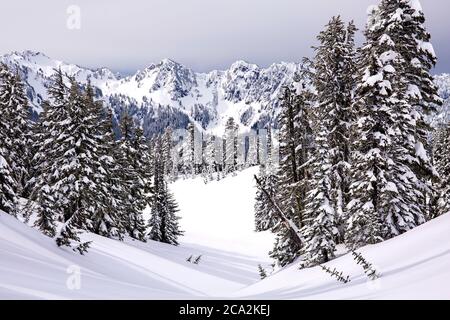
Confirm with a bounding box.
[254,174,305,247]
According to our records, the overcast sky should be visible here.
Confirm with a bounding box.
[0,0,448,74]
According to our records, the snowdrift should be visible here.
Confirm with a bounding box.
[0,168,449,299]
[0,168,274,299]
[235,212,450,299]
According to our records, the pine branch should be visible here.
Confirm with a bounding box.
[186,255,193,263]
[320,265,351,284]
[350,250,380,280]
[75,241,92,255]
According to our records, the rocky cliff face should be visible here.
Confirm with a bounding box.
[1,50,448,136]
[433,73,450,126]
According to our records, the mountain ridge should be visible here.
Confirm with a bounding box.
[1,50,301,135]
[1,50,449,136]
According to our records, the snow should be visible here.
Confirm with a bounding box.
[0,154,8,168]
[409,0,423,15]
[1,168,450,299]
[407,84,423,99]
[363,71,383,87]
[417,40,436,59]
[0,167,274,299]
[168,167,274,258]
[415,142,429,162]
[234,213,450,299]
[1,51,299,135]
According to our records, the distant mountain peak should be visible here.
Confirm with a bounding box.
[159,58,180,66]
[1,50,448,137]
[229,60,259,71]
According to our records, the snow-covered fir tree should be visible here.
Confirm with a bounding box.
[132,125,153,217]
[29,69,69,234]
[32,75,107,252]
[148,138,183,245]
[52,77,112,252]
[246,130,258,167]
[345,1,435,248]
[30,74,136,251]
[433,123,450,217]
[269,78,314,267]
[85,84,126,239]
[0,63,33,198]
[0,150,17,215]
[390,0,442,227]
[161,127,176,181]
[116,111,147,241]
[381,0,437,238]
[223,117,238,175]
[345,4,402,248]
[254,164,279,232]
[202,134,217,182]
[312,17,357,241]
[300,120,338,267]
[0,65,18,215]
[180,123,195,178]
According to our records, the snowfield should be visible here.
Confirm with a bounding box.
[0,168,449,299]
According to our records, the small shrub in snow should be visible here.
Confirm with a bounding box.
[351,250,380,280]
[193,255,202,264]
[320,265,351,284]
[258,264,268,279]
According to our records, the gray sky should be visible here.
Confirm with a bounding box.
[0,0,448,74]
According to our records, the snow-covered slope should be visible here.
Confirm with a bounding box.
[1,51,299,134]
[1,167,450,299]
[0,168,274,299]
[235,212,450,299]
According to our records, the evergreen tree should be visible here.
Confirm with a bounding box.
[32,74,107,251]
[0,64,32,198]
[85,83,126,239]
[269,78,313,266]
[246,130,258,167]
[346,2,425,247]
[0,65,18,215]
[181,123,195,178]
[30,69,70,234]
[32,178,56,237]
[0,150,17,215]
[223,117,238,175]
[202,134,217,182]
[312,17,357,241]
[161,127,175,181]
[390,0,442,228]
[51,77,106,251]
[434,123,450,216]
[300,123,338,267]
[117,111,147,241]
[258,264,268,279]
[148,139,183,245]
[254,165,279,232]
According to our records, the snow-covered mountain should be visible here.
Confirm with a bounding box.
[433,73,450,126]
[2,50,449,136]
[1,51,299,136]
